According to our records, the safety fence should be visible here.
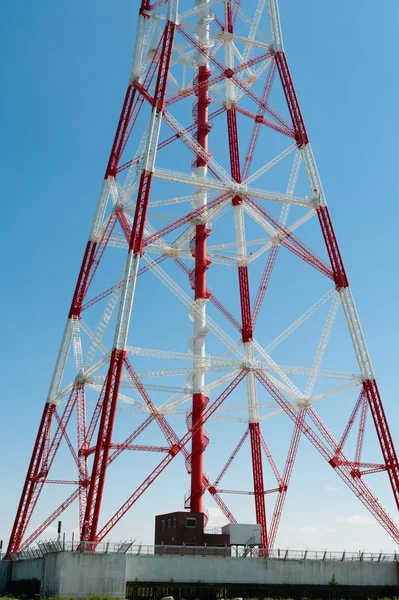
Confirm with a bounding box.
[4,539,399,563]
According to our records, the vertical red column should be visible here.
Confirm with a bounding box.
[190,59,211,515]
[226,74,268,546]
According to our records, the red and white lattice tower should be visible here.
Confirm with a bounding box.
[6,0,399,556]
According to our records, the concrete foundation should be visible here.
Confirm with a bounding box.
[1,551,398,597]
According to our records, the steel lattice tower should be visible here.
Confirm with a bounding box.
[6,0,399,556]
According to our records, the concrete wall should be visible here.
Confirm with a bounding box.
[126,554,399,587]
[11,557,43,581]
[42,552,127,598]
[0,561,11,594]
[1,552,397,598]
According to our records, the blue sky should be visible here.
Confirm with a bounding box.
[0,0,399,554]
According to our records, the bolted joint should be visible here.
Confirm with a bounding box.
[310,194,321,209]
[106,167,118,179]
[224,68,234,79]
[329,456,340,469]
[163,247,179,259]
[208,486,217,495]
[241,326,253,344]
[75,373,93,386]
[139,0,151,18]
[296,397,312,409]
[255,115,264,124]
[169,444,181,457]
[271,232,283,246]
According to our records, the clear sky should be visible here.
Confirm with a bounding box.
[0,0,399,555]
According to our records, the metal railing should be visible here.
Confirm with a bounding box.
[5,540,399,563]
[203,526,223,535]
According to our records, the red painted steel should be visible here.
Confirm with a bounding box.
[249,422,268,547]
[213,428,249,489]
[6,403,55,555]
[275,52,308,147]
[238,266,253,342]
[268,410,304,549]
[252,245,278,327]
[83,349,126,543]
[242,60,278,180]
[259,430,283,486]
[226,104,267,544]
[355,396,368,464]
[317,206,349,289]
[336,391,364,456]
[190,58,211,515]
[362,379,399,510]
[105,86,137,179]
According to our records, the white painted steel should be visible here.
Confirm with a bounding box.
[46,319,73,404]
[267,0,284,51]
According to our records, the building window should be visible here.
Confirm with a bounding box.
[172,517,177,528]
[161,519,165,530]
[167,519,171,529]
[186,518,196,528]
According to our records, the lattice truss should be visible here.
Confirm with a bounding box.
[7,0,399,556]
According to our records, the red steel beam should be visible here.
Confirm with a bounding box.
[212,427,249,489]
[335,390,364,456]
[249,422,268,548]
[275,52,308,147]
[242,59,278,181]
[252,245,278,327]
[6,403,56,555]
[268,410,304,549]
[362,379,399,511]
[82,348,126,543]
[355,395,368,464]
[226,105,267,547]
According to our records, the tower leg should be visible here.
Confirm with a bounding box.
[6,403,55,556]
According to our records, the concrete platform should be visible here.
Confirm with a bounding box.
[1,545,398,598]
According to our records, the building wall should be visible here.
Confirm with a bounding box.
[155,512,205,546]
[126,554,399,587]
[154,512,229,548]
